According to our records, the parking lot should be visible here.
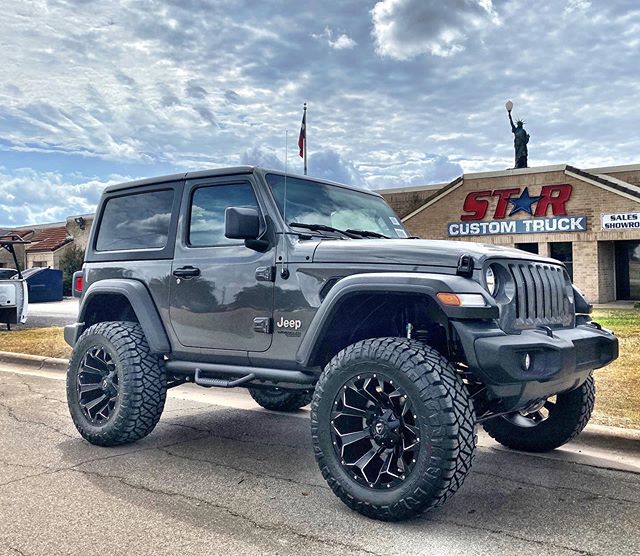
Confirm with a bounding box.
[20,298,78,329]
[0,360,638,556]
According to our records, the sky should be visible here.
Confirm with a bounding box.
[1,0,640,226]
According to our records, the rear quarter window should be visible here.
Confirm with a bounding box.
[96,189,174,251]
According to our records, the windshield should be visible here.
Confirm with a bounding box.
[266,174,408,238]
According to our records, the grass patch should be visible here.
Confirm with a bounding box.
[590,309,640,429]
[0,327,71,359]
[1,310,638,428]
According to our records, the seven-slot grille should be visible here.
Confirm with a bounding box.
[508,262,573,328]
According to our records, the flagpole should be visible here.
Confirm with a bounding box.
[303,102,307,175]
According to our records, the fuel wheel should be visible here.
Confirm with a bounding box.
[67,321,167,447]
[76,347,120,425]
[330,373,419,489]
[483,375,595,452]
[311,338,476,521]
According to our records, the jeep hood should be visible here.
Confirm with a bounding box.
[312,239,557,268]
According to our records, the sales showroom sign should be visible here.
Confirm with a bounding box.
[601,212,640,230]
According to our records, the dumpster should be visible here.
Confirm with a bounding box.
[22,267,64,302]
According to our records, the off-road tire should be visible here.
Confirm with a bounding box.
[483,375,595,452]
[248,386,313,411]
[67,321,167,447]
[311,337,476,521]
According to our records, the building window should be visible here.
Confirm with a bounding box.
[32,261,47,268]
[516,242,538,254]
[615,241,640,300]
[550,242,573,280]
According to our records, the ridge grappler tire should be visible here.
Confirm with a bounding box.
[483,375,595,453]
[248,386,314,412]
[311,337,476,521]
[67,321,167,447]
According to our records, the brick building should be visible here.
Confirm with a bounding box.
[380,163,640,303]
[0,214,94,271]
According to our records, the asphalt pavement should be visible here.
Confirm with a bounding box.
[0,362,638,556]
[21,298,79,328]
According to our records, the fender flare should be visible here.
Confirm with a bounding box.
[77,279,171,354]
[295,272,497,368]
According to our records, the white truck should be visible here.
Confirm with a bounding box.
[0,235,29,330]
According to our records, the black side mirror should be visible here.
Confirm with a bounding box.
[225,207,260,240]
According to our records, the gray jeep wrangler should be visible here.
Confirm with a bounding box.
[65,167,618,521]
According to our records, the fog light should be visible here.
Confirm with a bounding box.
[523,353,532,371]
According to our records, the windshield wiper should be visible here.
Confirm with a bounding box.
[345,229,389,239]
[289,222,359,239]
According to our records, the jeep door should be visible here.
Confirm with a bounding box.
[169,176,275,352]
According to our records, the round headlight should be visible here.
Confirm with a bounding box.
[485,267,497,296]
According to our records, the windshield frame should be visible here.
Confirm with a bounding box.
[262,171,409,239]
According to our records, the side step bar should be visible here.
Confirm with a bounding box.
[194,369,255,388]
[164,360,317,386]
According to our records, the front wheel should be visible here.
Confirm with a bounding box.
[483,376,595,452]
[311,338,476,521]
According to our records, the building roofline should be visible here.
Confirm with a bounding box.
[585,163,640,174]
[401,176,464,222]
[461,164,568,180]
[376,182,447,194]
[401,163,640,223]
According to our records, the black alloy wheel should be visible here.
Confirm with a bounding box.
[483,375,595,452]
[311,338,476,521]
[77,347,120,424]
[330,373,420,489]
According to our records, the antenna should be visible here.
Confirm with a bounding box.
[280,129,291,279]
[284,129,288,226]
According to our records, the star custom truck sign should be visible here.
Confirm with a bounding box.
[448,184,588,237]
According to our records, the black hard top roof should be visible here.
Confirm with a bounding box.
[103,166,381,197]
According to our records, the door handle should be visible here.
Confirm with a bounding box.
[173,266,201,278]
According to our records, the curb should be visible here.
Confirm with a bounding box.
[0,350,69,373]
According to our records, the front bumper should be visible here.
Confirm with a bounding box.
[453,321,618,411]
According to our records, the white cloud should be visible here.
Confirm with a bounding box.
[0,168,127,226]
[312,27,357,50]
[371,0,500,59]
[1,1,640,225]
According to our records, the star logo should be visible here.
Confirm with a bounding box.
[508,187,542,216]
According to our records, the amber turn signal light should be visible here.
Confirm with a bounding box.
[436,292,462,306]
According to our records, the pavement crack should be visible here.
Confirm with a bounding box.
[474,470,640,504]
[429,517,596,555]
[7,546,28,556]
[157,445,328,491]
[0,458,54,471]
[0,434,209,489]
[165,421,304,449]
[68,466,381,556]
[0,399,73,438]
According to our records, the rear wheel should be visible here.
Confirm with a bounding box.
[248,386,313,412]
[483,376,595,452]
[66,321,167,447]
[311,338,476,521]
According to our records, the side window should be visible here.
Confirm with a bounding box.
[96,189,174,251]
[189,182,259,247]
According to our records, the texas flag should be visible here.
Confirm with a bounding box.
[298,107,306,158]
